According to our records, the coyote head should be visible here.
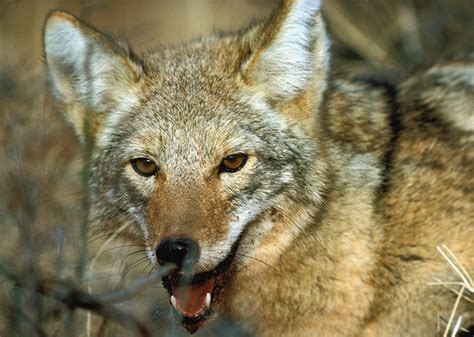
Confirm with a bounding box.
[44,0,330,333]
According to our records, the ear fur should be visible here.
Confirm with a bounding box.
[43,11,143,144]
[241,0,329,104]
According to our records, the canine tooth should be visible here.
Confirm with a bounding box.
[205,292,211,308]
[170,295,177,310]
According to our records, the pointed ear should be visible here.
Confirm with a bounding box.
[241,0,329,103]
[43,11,143,145]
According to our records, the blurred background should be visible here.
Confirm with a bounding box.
[0,0,473,336]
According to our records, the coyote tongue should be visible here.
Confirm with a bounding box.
[171,276,214,317]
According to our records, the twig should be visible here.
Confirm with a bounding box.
[101,264,175,303]
[0,266,153,337]
[437,245,473,292]
[86,221,131,337]
[451,316,463,337]
[444,285,465,337]
[438,316,471,334]
[0,0,20,19]
[429,278,473,304]
[323,1,399,69]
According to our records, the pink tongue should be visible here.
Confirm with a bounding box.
[172,276,215,317]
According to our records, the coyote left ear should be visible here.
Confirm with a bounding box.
[241,0,329,104]
[44,11,143,145]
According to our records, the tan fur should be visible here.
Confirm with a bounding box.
[43,1,473,336]
[147,181,233,272]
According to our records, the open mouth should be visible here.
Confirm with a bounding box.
[161,246,237,334]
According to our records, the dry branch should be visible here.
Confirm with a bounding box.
[0,264,174,337]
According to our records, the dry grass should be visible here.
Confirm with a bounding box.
[430,245,473,337]
[0,1,473,336]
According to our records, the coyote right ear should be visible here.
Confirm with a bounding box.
[241,0,329,105]
[43,11,143,145]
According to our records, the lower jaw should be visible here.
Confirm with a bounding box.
[181,313,213,334]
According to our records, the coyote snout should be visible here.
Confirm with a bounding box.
[146,183,233,268]
[144,164,252,332]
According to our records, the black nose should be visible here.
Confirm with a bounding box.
[155,237,200,271]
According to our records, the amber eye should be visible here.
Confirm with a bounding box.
[219,153,248,173]
[131,158,158,177]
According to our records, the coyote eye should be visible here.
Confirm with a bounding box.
[131,158,158,177]
[219,153,248,173]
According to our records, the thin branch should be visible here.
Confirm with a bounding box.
[100,264,175,303]
[443,285,465,337]
[0,266,154,337]
[0,0,20,19]
[437,245,473,292]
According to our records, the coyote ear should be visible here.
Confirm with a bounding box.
[241,0,329,103]
[44,11,143,144]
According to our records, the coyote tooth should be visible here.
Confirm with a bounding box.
[205,292,211,308]
[170,295,177,310]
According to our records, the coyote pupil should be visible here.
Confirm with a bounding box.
[43,0,473,336]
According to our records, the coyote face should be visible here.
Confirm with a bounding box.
[44,1,329,332]
[43,1,474,336]
[83,48,326,330]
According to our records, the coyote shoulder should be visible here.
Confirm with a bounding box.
[43,1,473,336]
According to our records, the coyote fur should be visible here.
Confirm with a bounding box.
[43,0,473,336]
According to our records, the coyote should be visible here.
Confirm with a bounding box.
[43,0,473,336]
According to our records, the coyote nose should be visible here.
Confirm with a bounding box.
[155,237,200,271]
